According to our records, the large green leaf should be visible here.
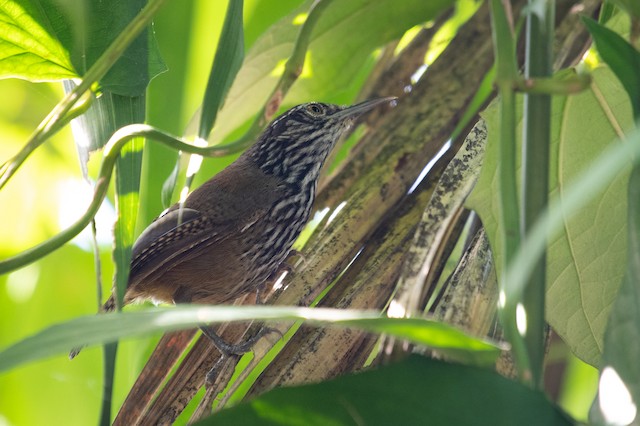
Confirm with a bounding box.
[202,355,572,425]
[204,0,454,144]
[0,0,77,80]
[0,306,501,372]
[467,67,634,366]
[0,0,166,95]
[585,17,640,426]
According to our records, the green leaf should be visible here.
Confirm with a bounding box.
[69,0,167,96]
[204,0,454,144]
[111,99,145,308]
[467,67,634,366]
[489,0,518,82]
[95,95,145,419]
[198,0,244,140]
[62,89,145,315]
[160,158,181,209]
[341,317,502,366]
[583,17,640,118]
[0,1,77,80]
[0,0,166,94]
[608,0,640,19]
[201,355,573,426]
[0,306,501,373]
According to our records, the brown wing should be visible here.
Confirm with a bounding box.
[128,208,226,288]
[124,156,288,305]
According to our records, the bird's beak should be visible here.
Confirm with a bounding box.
[332,96,397,119]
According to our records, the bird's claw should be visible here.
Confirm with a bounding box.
[202,326,282,386]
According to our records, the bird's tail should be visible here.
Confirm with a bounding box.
[102,294,116,313]
[68,294,118,359]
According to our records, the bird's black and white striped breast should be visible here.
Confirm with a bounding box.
[240,181,316,285]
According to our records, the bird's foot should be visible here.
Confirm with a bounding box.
[201,325,283,385]
[200,325,281,355]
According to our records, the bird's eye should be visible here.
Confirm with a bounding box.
[306,103,324,116]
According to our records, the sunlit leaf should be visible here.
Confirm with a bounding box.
[160,158,181,209]
[342,317,502,366]
[0,0,77,80]
[0,0,166,94]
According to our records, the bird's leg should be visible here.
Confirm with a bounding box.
[173,286,282,383]
[199,290,285,384]
[174,286,269,354]
[199,325,277,356]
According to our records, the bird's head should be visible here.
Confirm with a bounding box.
[248,97,396,185]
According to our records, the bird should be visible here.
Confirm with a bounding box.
[76,97,395,358]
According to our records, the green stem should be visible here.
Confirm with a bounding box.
[515,73,590,95]
[521,0,554,390]
[0,0,169,191]
[498,85,520,273]
[0,125,245,275]
[0,94,92,190]
[489,0,531,382]
[100,343,118,426]
[497,82,530,379]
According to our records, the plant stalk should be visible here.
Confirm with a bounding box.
[521,0,554,390]
[489,0,531,382]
